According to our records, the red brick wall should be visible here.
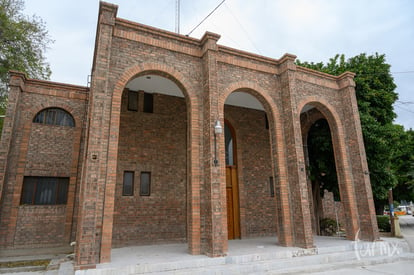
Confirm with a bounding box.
[112,91,187,246]
[0,74,87,248]
[13,123,77,247]
[14,205,67,247]
[322,190,345,230]
[111,92,277,246]
[25,124,75,175]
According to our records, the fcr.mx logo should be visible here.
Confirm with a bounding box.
[353,229,401,260]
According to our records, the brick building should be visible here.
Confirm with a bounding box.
[0,1,379,269]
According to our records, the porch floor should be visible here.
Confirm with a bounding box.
[86,235,406,273]
[103,236,351,269]
[1,235,412,274]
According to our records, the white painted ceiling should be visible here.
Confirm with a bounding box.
[126,74,313,113]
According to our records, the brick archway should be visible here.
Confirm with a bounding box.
[298,99,359,240]
[100,64,201,262]
[218,82,294,247]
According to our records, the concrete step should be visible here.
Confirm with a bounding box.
[158,253,414,275]
[271,253,414,274]
[76,238,412,274]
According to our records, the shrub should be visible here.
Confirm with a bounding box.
[377,215,391,232]
[320,218,338,236]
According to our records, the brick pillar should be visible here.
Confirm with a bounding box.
[75,2,118,268]
[338,73,379,241]
[268,108,294,247]
[200,32,227,257]
[0,72,24,247]
[187,98,202,255]
[278,55,313,248]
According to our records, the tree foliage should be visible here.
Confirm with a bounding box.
[392,129,414,202]
[0,0,52,129]
[307,119,339,200]
[297,53,413,210]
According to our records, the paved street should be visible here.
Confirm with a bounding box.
[308,261,414,275]
[310,215,414,275]
[399,214,414,251]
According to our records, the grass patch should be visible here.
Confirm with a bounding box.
[0,259,50,268]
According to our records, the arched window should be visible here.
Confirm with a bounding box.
[225,123,234,166]
[33,108,75,127]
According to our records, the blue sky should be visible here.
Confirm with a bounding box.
[24,0,414,129]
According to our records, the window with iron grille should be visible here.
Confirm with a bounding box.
[33,108,75,127]
[20,177,69,205]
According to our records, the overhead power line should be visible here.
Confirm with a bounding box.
[396,100,414,105]
[187,0,226,36]
[392,71,414,74]
[395,104,414,114]
[224,3,262,55]
[354,70,414,77]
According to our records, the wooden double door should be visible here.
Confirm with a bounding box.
[226,166,240,239]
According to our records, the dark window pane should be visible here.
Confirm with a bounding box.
[21,177,36,204]
[55,109,64,125]
[143,93,153,113]
[45,109,56,125]
[140,172,151,196]
[225,123,234,166]
[33,112,44,123]
[35,178,57,205]
[128,90,139,111]
[57,178,69,204]
[269,176,275,197]
[265,113,269,129]
[123,171,134,196]
[33,108,75,127]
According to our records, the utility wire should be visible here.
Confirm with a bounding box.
[392,71,414,74]
[396,100,414,105]
[224,3,262,55]
[187,0,226,36]
[207,20,245,50]
[395,104,414,114]
[354,70,414,77]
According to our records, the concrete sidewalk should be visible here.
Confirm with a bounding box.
[74,236,413,274]
[3,230,414,274]
[399,214,414,251]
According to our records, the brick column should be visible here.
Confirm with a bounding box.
[75,2,118,268]
[200,32,227,257]
[0,72,24,247]
[278,55,313,248]
[338,73,379,241]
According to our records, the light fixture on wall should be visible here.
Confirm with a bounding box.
[213,120,222,166]
[214,120,223,134]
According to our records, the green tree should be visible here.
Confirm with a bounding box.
[297,53,403,213]
[307,119,339,200]
[0,0,52,129]
[392,129,414,203]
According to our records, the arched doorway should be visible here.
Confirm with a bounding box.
[301,104,346,237]
[224,90,276,240]
[112,72,188,247]
[225,121,240,239]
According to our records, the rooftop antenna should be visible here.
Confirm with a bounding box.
[175,0,180,34]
